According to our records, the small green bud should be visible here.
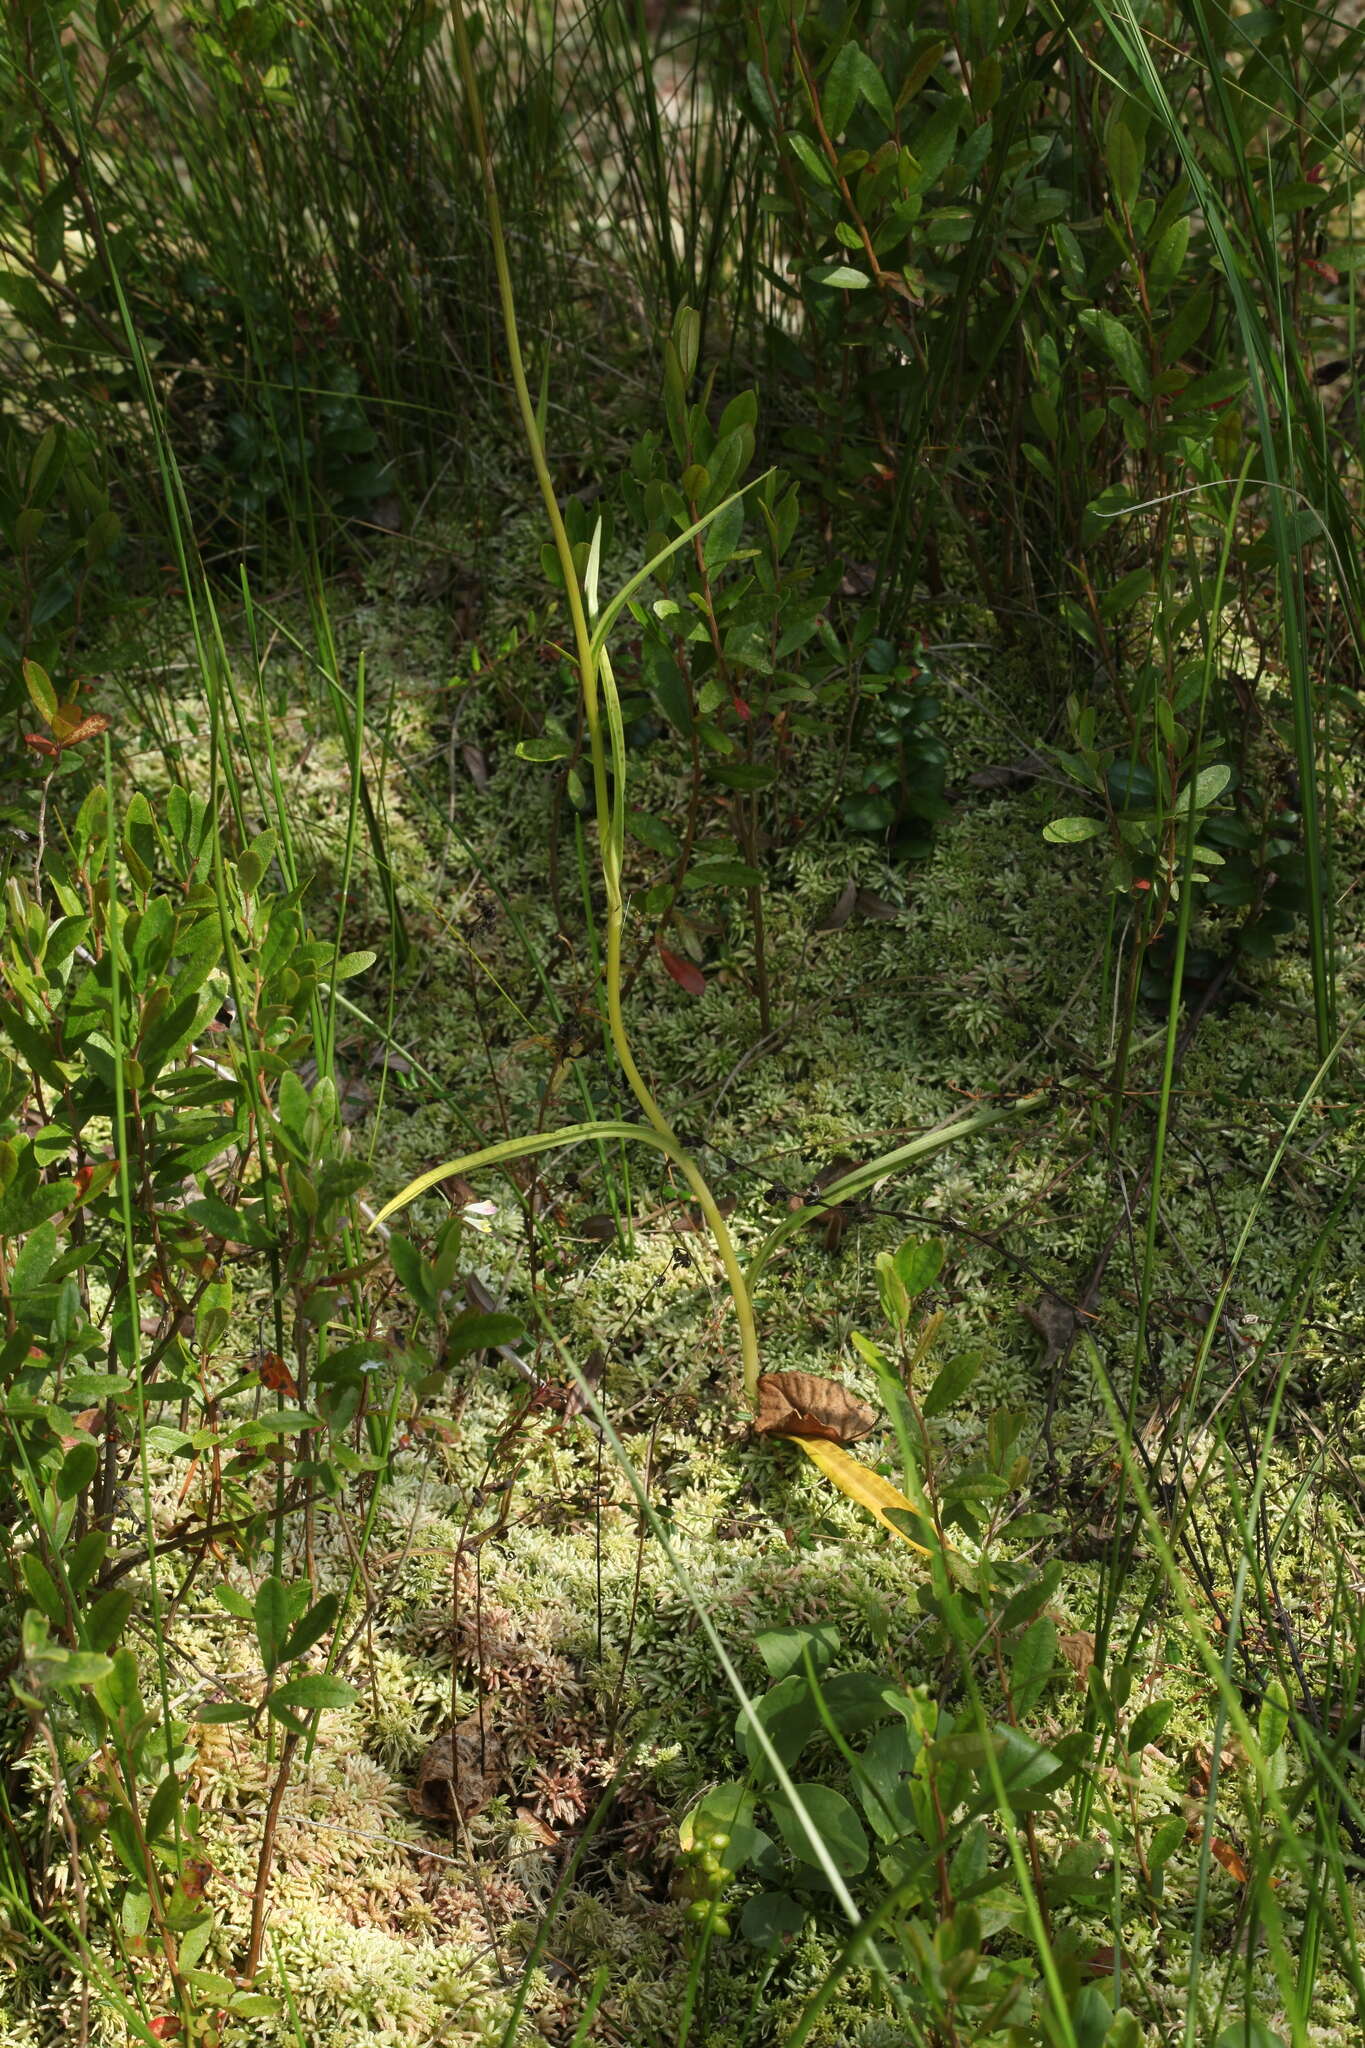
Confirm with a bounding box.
[1259,1676,1290,1757]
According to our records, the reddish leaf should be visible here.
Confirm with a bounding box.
[59,714,111,747]
[1210,1837,1249,1883]
[258,1351,298,1396]
[179,1856,213,1901]
[658,944,706,996]
[24,734,60,758]
[1083,1944,1123,1976]
[50,701,84,740]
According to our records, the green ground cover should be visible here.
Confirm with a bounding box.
[4,1,1365,2043]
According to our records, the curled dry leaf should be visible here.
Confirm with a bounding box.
[811,878,857,932]
[1020,1291,1081,1370]
[515,1804,560,1848]
[671,1195,737,1233]
[1083,1945,1123,1978]
[56,713,111,747]
[178,1857,213,1902]
[1185,1740,1241,1799]
[853,886,905,922]
[1057,1628,1096,1688]
[810,882,905,932]
[409,1715,505,1825]
[461,741,490,791]
[257,1350,297,1396]
[368,493,404,534]
[966,758,1044,791]
[754,1371,877,1445]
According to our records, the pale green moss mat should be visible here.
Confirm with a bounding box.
[6,522,1364,2046]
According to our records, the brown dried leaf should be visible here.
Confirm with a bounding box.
[1210,1836,1249,1883]
[257,1350,297,1396]
[754,1371,877,1445]
[798,1156,865,1254]
[1185,1741,1240,1799]
[1021,1292,1080,1370]
[337,1074,375,1126]
[1083,1945,1122,1978]
[409,1716,504,1824]
[368,493,404,534]
[562,1345,604,1420]
[966,758,1043,791]
[1057,1628,1096,1687]
[671,1196,737,1233]
[515,1804,559,1847]
[853,886,905,922]
[811,878,857,932]
[809,1156,858,1197]
[178,1857,213,1902]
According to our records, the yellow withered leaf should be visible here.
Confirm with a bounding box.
[793,1437,933,1556]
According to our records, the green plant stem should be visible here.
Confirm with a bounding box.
[446,3,762,1403]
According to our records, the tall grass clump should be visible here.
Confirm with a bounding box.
[0,0,670,592]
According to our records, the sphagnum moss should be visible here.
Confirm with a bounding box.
[9,561,1365,2044]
